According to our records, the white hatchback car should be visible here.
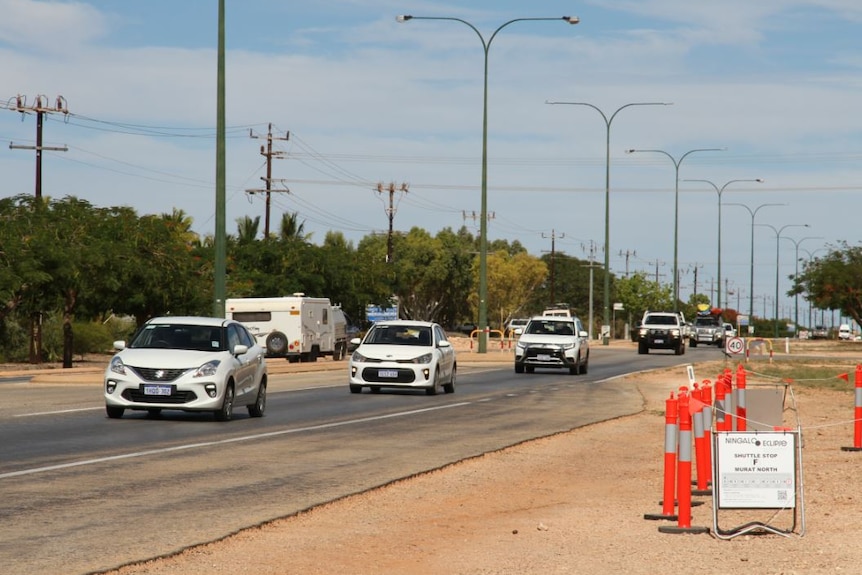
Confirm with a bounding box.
[349,320,456,395]
[104,316,267,421]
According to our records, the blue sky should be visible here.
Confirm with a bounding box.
[2,0,861,322]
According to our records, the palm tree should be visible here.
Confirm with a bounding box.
[279,212,310,242]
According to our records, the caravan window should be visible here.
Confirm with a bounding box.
[323,308,329,325]
[231,311,271,323]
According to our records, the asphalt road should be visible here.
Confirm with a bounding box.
[0,345,711,574]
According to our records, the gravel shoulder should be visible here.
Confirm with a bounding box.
[94,347,862,575]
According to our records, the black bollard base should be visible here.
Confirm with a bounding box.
[658,524,710,535]
[643,512,678,521]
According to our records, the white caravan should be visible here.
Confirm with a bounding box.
[226,294,348,361]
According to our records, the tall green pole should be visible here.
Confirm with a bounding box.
[397,15,578,352]
[214,0,226,317]
[545,101,670,344]
[626,147,722,310]
[681,178,763,308]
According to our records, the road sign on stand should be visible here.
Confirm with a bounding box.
[726,336,745,356]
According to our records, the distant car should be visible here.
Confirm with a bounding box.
[506,318,529,336]
[349,320,456,395]
[812,325,829,339]
[839,324,852,340]
[723,323,737,339]
[104,316,268,421]
[514,315,589,375]
[637,311,686,355]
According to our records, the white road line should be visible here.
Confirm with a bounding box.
[0,402,473,480]
[16,407,103,417]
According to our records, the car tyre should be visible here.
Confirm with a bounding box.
[690,340,698,348]
[106,405,124,419]
[426,371,441,395]
[581,354,589,375]
[514,363,525,374]
[638,342,648,355]
[443,367,456,394]
[349,384,362,394]
[248,382,266,417]
[214,384,235,421]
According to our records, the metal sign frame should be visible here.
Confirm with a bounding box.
[711,384,806,539]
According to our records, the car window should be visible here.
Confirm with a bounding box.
[130,324,227,351]
[434,325,448,344]
[227,324,243,351]
[365,325,432,346]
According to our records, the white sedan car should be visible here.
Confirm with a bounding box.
[348,320,456,395]
[104,316,267,421]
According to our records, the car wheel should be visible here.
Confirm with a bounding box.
[691,340,698,348]
[443,366,456,394]
[514,364,525,374]
[349,384,362,394]
[247,382,266,417]
[426,370,441,395]
[674,342,683,356]
[106,405,124,419]
[581,354,589,375]
[214,384,235,422]
[266,332,287,356]
[638,342,648,354]
[570,354,580,375]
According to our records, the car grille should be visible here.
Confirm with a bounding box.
[523,346,566,364]
[122,388,198,404]
[130,366,188,382]
[360,367,416,383]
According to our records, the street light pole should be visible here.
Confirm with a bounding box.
[755,223,809,338]
[397,14,579,353]
[681,178,763,309]
[626,147,723,310]
[545,101,671,344]
[725,203,785,325]
[784,236,822,336]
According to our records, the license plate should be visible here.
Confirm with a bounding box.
[537,354,551,361]
[378,369,398,378]
[143,384,172,396]
[654,339,664,344]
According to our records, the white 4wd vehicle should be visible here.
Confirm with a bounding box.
[514,315,589,375]
[637,311,686,355]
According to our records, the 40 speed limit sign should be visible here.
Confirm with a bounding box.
[726,336,744,355]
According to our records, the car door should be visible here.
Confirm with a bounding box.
[228,323,257,402]
[434,325,455,379]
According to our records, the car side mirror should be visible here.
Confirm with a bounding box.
[232,344,249,356]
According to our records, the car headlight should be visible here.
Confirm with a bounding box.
[562,342,575,350]
[671,329,680,337]
[516,342,526,351]
[351,350,368,362]
[410,353,433,364]
[109,356,126,376]
[194,359,220,378]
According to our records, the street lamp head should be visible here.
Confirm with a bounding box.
[396,14,412,23]
[564,16,580,24]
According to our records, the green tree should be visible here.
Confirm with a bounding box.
[615,272,674,323]
[474,250,547,330]
[792,242,862,327]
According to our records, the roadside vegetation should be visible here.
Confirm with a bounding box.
[2,193,860,364]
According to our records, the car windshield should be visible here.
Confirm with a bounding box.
[645,315,678,325]
[365,325,433,346]
[526,320,574,335]
[129,324,227,352]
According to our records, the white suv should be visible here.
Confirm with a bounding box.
[514,316,589,375]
